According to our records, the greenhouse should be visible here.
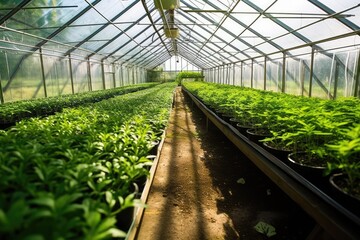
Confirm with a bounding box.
[0,0,359,239]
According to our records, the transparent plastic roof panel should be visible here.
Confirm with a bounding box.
[0,0,359,70]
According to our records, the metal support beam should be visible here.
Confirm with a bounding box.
[65,0,137,56]
[141,0,171,56]
[101,61,106,90]
[132,67,135,84]
[0,71,4,104]
[112,63,116,88]
[233,63,236,85]
[87,58,92,91]
[309,47,315,97]
[241,62,244,86]
[308,0,360,32]
[0,0,32,25]
[251,59,254,88]
[282,53,286,93]
[39,48,47,98]
[355,50,360,97]
[300,60,305,96]
[68,54,75,94]
[264,56,267,90]
[333,61,339,99]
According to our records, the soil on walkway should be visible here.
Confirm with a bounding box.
[136,87,314,240]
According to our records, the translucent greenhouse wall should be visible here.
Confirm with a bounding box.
[204,47,360,99]
[0,49,147,103]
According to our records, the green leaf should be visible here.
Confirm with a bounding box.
[34,167,45,181]
[105,191,115,208]
[23,234,45,240]
[254,221,276,237]
[96,217,117,233]
[31,196,55,210]
[86,211,101,227]
[27,209,52,222]
[5,199,28,231]
[0,209,8,230]
[108,228,127,238]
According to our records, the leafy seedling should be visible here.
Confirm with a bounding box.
[254,221,276,238]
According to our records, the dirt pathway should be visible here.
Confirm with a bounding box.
[136,87,313,240]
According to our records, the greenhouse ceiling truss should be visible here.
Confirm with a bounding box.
[0,0,359,102]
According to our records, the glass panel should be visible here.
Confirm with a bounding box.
[71,59,89,93]
[317,0,360,26]
[0,50,43,102]
[334,49,359,98]
[242,60,252,87]
[285,58,303,96]
[103,63,114,89]
[7,0,89,39]
[266,60,282,92]
[43,56,72,97]
[90,62,103,90]
[234,64,241,86]
[311,52,332,99]
[253,61,264,90]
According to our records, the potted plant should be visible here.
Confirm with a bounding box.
[325,125,360,209]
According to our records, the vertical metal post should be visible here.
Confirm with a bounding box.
[354,50,360,97]
[87,58,92,91]
[132,67,135,84]
[39,47,47,97]
[119,65,123,86]
[218,66,220,84]
[101,60,106,90]
[112,63,116,88]
[251,59,254,88]
[0,66,4,103]
[282,52,286,93]
[240,61,243,86]
[264,56,267,90]
[300,60,305,96]
[68,54,75,94]
[333,60,339,99]
[228,64,231,85]
[233,63,236,85]
[309,47,315,97]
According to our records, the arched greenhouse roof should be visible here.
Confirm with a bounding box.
[1,0,360,101]
[1,0,359,69]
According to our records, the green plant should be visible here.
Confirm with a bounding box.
[0,82,177,239]
[326,125,360,195]
[176,71,204,85]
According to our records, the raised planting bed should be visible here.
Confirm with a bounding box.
[0,83,158,129]
[182,82,360,239]
[0,82,176,239]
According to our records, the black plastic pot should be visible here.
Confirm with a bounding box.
[246,128,271,143]
[229,118,240,128]
[236,123,253,136]
[116,183,139,231]
[149,140,160,156]
[287,152,327,180]
[329,173,360,215]
[262,142,292,162]
[221,114,233,123]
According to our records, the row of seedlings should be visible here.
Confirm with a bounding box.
[183,81,360,212]
[0,82,177,239]
[0,83,158,129]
